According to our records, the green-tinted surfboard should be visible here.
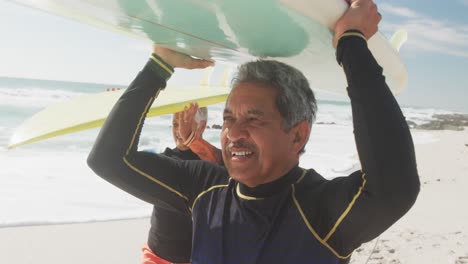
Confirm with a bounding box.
[8,0,407,93]
[7,0,409,148]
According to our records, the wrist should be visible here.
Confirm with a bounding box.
[148,53,174,81]
[335,29,367,66]
[337,29,366,43]
[182,131,197,147]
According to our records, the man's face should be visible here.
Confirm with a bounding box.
[221,82,300,187]
[172,113,189,151]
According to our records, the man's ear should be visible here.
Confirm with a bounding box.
[290,121,311,154]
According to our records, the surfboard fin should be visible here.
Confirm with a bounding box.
[219,67,234,87]
[200,67,214,86]
[390,29,408,52]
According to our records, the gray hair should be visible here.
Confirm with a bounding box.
[231,60,317,130]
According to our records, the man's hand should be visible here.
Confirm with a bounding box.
[178,103,200,143]
[153,45,214,69]
[333,0,382,47]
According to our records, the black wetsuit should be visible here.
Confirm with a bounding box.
[88,36,420,263]
[148,147,200,262]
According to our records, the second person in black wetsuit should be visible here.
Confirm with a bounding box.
[142,105,221,264]
[88,1,420,263]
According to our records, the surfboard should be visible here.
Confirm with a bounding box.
[9,0,407,94]
[8,84,230,149]
[7,0,409,148]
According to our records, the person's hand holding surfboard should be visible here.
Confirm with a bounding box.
[333,0,382,48]
[153,44,214,69]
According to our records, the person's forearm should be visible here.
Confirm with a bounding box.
[87,56,193,211]
[339,34,420,228]
[189,137,223,165]
[88,61,168,164]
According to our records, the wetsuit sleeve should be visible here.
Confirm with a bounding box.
[189,137,223,165]
[87,56,211,213]
[322,34,420,256]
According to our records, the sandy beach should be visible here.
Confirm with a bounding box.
[351,129,468,264]
[0,219,151,263]
[1,129,467,264]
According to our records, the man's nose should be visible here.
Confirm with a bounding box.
[226,121,248,142]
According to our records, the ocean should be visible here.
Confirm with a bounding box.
[0,76,451,227]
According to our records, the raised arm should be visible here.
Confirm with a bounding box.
[177,103,223,164]
[87,46,214,212]
[324,0,420,256]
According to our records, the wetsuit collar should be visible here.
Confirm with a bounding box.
[162,147,199,160]
[236,166,303,199]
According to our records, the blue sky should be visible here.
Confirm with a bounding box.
[376,0,468,112]
[1,0,467,112]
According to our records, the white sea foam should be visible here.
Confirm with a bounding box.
[0,79,451,227]
[0,150,151,227]
[300,124,359,178]
[315,103,353,126]
[0,116,441,227]
[0,122,363,226]
[0,87,85,108]
[401,106,458,125]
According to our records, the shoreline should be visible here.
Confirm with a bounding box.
[0,216,151,230]
[0,128,467,263]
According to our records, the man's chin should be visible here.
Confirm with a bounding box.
[227,166,256,184]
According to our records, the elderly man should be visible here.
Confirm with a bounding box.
[88,0,419,263]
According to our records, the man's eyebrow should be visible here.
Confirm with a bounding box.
[247,109,264,116]
[223,109,265,116]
